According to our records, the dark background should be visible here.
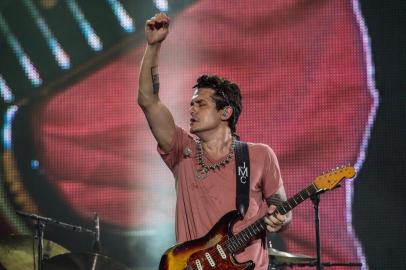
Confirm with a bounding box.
[353,0,406,269]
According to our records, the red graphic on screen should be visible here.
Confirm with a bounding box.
[30,0,373,265]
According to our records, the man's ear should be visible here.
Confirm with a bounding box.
[221,106,233,120]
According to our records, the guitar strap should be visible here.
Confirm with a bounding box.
[234,141,250,218]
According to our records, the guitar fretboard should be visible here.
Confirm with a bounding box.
[224,183,319,254]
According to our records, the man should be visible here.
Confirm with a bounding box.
[137,13,291,270]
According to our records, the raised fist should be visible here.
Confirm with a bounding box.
[145,13,170,45]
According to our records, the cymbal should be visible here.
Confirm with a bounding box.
[0,234,69,270]
[43,253,131,270]
[269,247,316,264]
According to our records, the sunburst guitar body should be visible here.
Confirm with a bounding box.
[159,211,253,270]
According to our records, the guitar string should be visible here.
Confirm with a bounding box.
[224,184,318,254]
[190,179,339,266]
[184,170,350,270]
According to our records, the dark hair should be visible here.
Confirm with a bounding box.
[193,74,242,134]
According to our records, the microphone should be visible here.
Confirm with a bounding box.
[92,213,102,253]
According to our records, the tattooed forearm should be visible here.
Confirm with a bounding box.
[266,193,284,207]
[151,66,160,94]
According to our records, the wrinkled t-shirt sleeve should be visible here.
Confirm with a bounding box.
[157,126,193,171]
[262,145,284,199]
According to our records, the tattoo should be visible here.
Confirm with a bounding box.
[266,194,284,207]
[151,66,160,94]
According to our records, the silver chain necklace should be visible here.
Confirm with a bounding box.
[195,136,236,180]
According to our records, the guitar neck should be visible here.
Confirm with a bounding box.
[224,183,319,254]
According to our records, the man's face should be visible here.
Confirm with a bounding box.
[189,88,224,134]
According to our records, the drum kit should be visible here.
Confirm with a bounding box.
[0,234,315,270]
[0,234,359,270]
[0,234,131,270]
[0,210,131,270]
[268,247,363,269]
[1,207,361,270]
[268,247,317,269]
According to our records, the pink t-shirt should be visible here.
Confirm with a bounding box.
[159,127,283,270]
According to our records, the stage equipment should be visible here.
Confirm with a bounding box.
[269,247,316,264]
[269,179,363,270]
[0,234,69,270]
[308,186,362,270]
[16,210,95,270]
[42,253,131,270]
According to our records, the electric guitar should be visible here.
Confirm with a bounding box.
[159,165,356,270]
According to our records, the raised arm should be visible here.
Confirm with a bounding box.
[138,13,176,153]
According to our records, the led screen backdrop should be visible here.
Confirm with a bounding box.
[1,0,405,269]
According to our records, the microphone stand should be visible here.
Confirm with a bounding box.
[269,185,362,270]
[35,218,46,270]
[310,190,323,270]
[92,212,102,253]
[16,210,95,270]
[309,185,362,270]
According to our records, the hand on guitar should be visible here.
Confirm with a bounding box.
[265,205,290,233]
[265,186,292,233]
